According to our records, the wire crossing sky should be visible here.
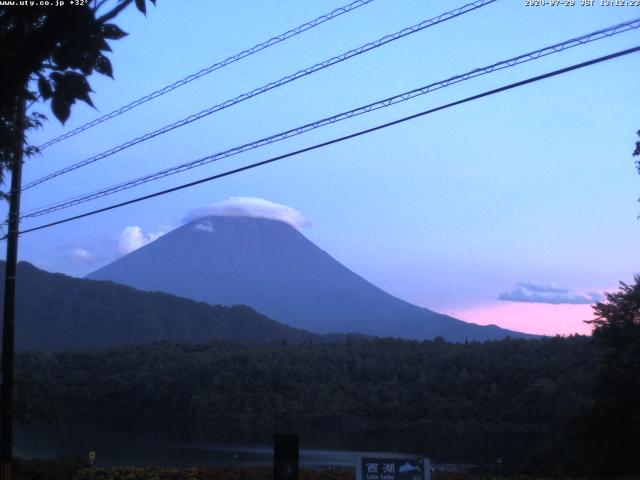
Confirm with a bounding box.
[23,0,496,191]
[35,0,377,151]
[14,1,640,336]
[17,45,640,236]
[20,17,640,220]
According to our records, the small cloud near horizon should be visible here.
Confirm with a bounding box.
[498,282,604,305]
[183,196,310,230]
[118,226,165,256]
[68,247,98,265]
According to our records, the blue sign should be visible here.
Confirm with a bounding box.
[357,456,430,480]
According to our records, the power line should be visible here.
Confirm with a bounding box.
[21,18,640,220]
[22,0,496,191]
[35,0,377,151]
[16,45,640,237]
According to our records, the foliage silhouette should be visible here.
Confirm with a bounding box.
[15,336,596,435]
[0,0,155,184]
[571,277,640,476]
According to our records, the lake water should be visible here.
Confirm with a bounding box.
[14,421,542,473]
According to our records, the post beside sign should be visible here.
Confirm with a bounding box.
[356,456,431,480]
[274,433,299,480]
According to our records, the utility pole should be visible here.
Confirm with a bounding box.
[0,97,26,480]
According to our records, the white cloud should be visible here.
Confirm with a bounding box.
[498,282,604,305]
[193,219,216,233]
[118,226,164,256]
[184,196,310,230]
[68,247,98,265]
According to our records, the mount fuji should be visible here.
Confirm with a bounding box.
[87,215,532,341]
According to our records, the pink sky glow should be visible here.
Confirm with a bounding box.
[454,302,597,337]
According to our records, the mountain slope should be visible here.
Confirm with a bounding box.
[1,261,321,351]
[88,216,532,341]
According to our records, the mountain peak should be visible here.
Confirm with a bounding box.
[88,218,535,341]
[188,214,296,229]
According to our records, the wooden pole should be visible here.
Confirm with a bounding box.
[0,97,26,480]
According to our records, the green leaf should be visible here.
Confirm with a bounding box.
[51,44,74,70]
[75,51,94,76]
[76,87,95,107]
[101,23,128,40]
[94,54,113,78]
[135,0,146,15]
[62,72,95,107]
[98,37,112,52]
[51,97,71,124]
[38,77,52,100]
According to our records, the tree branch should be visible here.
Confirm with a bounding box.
[97,0,134,23]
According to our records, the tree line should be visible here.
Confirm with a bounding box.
[16,336,594,436]
[13,275,640,477]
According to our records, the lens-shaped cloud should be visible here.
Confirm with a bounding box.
[184,197,309,230]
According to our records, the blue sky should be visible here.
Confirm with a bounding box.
[5,0,640,335]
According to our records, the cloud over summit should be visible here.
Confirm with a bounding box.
[499,282,604,305]
[184,197,309,230]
